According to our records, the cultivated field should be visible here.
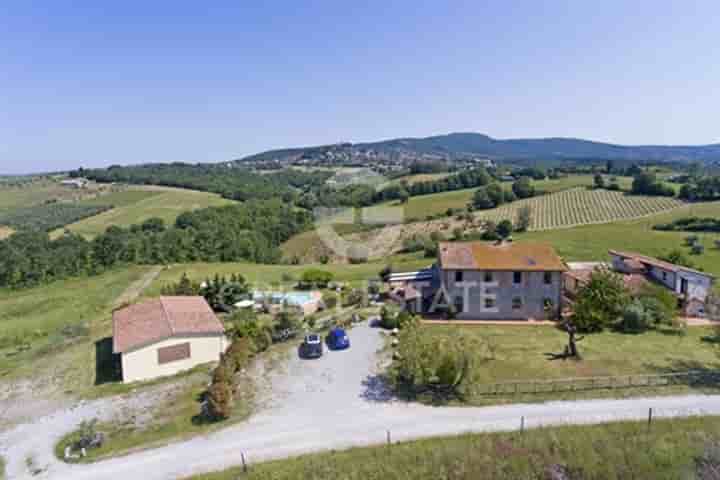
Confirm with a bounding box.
[58,187,234,238]
[338,189,689,260]
[389,172,451,185]
[386,175,636,220]
[0,179,112,213]
[476,188,685,231]
[521,200,720,275]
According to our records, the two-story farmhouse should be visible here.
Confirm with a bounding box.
[432,241,566,320]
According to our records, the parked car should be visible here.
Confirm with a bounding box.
[299,334,323,359]
[326,328,350,350]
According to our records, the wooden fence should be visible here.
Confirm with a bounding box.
[473,370,720,396]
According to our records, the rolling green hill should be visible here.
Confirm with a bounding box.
[55,187,235,238]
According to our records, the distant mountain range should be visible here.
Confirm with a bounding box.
[237,132,720,165]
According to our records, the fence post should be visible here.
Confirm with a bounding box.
[647,407,653,431]
[241,452,247,473]
[521,416,525,434]
[387,430,391,445]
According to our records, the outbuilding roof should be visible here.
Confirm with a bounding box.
[609,250,714,278]
[113,296,224,354]
[438,241,566,271]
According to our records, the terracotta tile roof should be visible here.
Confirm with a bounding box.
[113,296,224,354]
[609,250,714,278]
[565,268,671,296]
[438,241,566,271]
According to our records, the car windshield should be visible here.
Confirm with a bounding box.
[306,335,320,343]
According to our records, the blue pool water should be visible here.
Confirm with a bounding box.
[253,291,315,305]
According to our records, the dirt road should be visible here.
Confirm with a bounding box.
[2,322,720,479]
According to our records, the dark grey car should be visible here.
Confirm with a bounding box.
[299,334,323,359]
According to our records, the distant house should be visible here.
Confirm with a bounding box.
[60,178,88,189]
[113,297,228,383]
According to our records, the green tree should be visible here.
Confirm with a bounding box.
[486,183,505,206]
[594,173,606,189]
[471,188,494,209]
[572,268,630,332]
[512,176,535,199]
[515,205,532,232]
[497,219,513,239]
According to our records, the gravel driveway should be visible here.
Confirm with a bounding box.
[3,321,720,479]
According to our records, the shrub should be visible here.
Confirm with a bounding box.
[685,235,699,246]
[379,305,401,329]
[691,244,705,255]
[300,269,334,289]
[322,292,338,309]
[660,249,696,269]
[389,323,479,399]
[206,380,234,421]
[226,337,254,371]
[342,288,364,307]
[618,300,654,333]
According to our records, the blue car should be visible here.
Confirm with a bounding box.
[327,328,350,350]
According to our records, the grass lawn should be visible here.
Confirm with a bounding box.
[0,267,149,388]
[147,253,432,296]
[519,200,720,275]
[58,187,234,238]
[188,416,720,480]
[425,324,720,404]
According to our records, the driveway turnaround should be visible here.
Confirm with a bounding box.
[3,322,720,479]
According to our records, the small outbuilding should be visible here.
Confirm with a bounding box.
[113,296,227,383]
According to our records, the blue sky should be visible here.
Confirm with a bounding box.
[1,1,719,174]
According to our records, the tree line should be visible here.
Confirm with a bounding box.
[0,200,312,289]
[75,164,332,202]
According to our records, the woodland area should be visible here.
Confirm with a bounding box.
[0,200,311,289]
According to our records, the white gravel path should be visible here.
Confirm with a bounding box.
[2,321,720,480]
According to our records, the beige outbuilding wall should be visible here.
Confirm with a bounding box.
[121,334,228,383]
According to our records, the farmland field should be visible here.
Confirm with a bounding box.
[476,188,685,230]
[0,180,109,212]
[389,172,451,185]
[57,187,235,238]
[520,200,720,275]
[384,175,636,220]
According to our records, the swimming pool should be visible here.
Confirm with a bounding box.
[253,291,316,306]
